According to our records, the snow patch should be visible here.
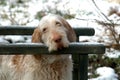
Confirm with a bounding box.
[4,35,25,43]
[89,67,118,80]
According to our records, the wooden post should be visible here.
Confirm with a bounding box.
[79,55,88,80]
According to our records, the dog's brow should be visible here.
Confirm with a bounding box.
[55,19,62,24]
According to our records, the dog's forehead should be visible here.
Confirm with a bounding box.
[38,15,61,28]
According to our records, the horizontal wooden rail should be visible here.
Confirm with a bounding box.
[0,43,105,54]
[0,26,95,36]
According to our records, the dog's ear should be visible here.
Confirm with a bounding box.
[59,17,77,42]
[32,27,42,43]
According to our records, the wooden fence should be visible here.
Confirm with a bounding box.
[0,26,105,80]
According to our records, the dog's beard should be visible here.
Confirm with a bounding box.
[46,37,69,52]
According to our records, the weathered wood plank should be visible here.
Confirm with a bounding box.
[0,26,95,36]
[0,43,105,54]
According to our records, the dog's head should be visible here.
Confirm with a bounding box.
[32,14,76,51]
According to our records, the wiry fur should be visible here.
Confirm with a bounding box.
[0,14,76,80]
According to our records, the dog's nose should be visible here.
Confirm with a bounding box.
[52,34,62,43]
[54,37,62,43]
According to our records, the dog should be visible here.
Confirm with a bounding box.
[0,14,76,80]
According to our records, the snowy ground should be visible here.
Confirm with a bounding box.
[89,67,118,80]
[0,0,120,80]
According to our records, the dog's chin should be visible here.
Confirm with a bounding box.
[48,43,69,52]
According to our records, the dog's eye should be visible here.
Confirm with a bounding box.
[42,28,47,33]
[56,21,61,26]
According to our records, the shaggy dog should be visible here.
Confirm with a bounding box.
[0,14,76,80]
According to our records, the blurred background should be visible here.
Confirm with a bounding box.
[0,0,120,80]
